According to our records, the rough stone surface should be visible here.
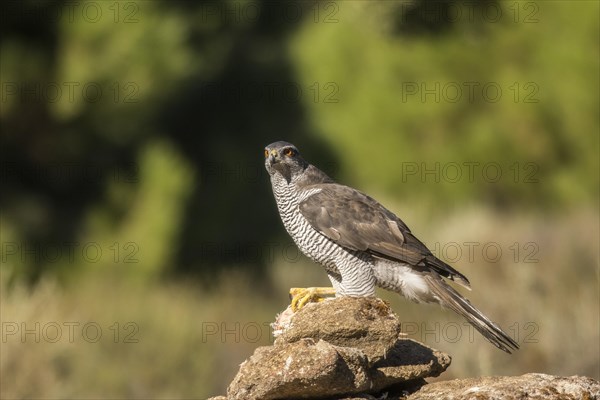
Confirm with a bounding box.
[226,297,450,400]
[216,297,600,400]
[405,373,600,400]
[275,297,402,366]
[370,339,451,391]
[227,338,371,400]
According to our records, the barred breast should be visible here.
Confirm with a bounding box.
[269,174,376,296]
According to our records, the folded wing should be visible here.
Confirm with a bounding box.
[299,184,470,288]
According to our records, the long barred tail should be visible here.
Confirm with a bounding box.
[425,275,519,354]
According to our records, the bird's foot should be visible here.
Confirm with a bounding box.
[289,287,336,311]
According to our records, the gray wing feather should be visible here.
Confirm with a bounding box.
[299,184,470,287]
[424,274,518,353]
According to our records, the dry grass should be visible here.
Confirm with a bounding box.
[0,271,277,399]
[1,208,598,399]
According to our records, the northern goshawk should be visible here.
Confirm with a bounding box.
[264,141,518,353]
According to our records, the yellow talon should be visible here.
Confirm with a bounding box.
[289,287,336,311]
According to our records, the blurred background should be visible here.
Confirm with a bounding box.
[1,0,598,398]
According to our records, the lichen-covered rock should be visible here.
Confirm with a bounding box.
[227,338,371,400]
[226,297,451,399]
[370,338,451,391]
[275,297,402,366]
[215,297,599,400]
[406,373,600,400]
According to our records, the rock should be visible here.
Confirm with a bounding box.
[226,297,451,399]
[275,297,450,391]
[227,338,371,399]
[217,297,600,400]
[275,297,402,366]
[370,339,451,391]
[405,373,600,400]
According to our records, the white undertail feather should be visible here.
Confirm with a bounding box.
[372,260,430,302]
[372,260,519,353]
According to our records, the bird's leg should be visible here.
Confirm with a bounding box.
[289,287,336,311]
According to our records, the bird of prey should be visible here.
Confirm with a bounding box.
[264,141,519,353]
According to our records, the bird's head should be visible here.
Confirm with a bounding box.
[264,141,308,183]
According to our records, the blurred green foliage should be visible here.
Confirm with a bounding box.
[1,0,597,283]
[290,1,598,209]
[0,0,598,398]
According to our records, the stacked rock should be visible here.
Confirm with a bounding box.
[226,297,450,399]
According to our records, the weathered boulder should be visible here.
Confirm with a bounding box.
[217,373,600,400]
[405,373,600,400]
[213,297,600,400]
[226,297,450,399]
[275,297,402,366]
[370,339,450,391]
[227,338,370,399]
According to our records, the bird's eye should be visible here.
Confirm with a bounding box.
[283,148,296,157]
[264,149,269,158]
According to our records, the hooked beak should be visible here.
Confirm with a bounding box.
[266,149,278,165]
